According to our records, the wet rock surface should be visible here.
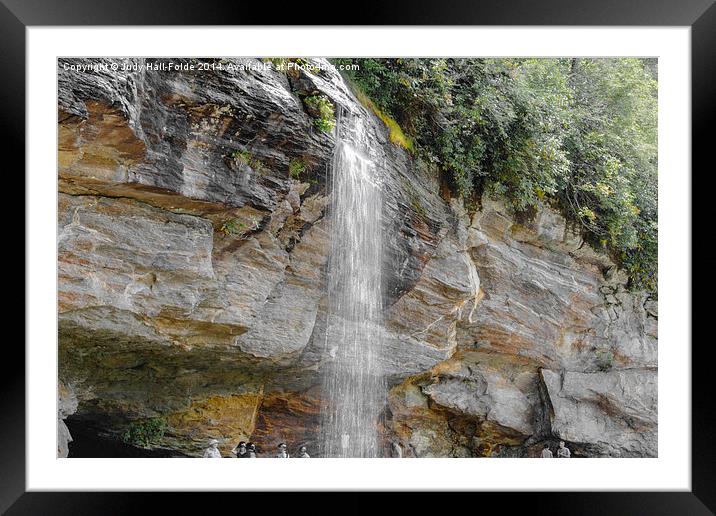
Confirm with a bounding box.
[57,58,657,457]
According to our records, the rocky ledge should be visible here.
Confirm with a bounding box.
[57,58,657,458]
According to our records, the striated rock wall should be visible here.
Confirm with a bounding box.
[389,198,657,457]
[57,58,656,457]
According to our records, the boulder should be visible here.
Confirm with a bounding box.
[388,352,543,457]
[540,368,657,457]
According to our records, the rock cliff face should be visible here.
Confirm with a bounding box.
[57,58,657,458]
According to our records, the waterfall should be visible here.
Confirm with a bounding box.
[320,109,386,458]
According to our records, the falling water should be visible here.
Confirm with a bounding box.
[320,109,386,458]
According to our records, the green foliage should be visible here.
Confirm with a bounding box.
[351,84,413,150]
[231,149,251,165]
[121,418,168,448]
[288,159,307,179]
[220,216,261,236]
[303,94,336,133]
[231,149,267,174]
[564,58,657,292]
[333,58,657,293]
[219,218,245,236]
[595,350,615,372]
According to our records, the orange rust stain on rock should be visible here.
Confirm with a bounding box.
[472,325,538,360]
[251,392,322,455]
[166,393,262,455]
[59,101,147,180]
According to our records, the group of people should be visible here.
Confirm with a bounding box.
[202,439,310,458]
[204,437,571,458]
[541,441,571,458]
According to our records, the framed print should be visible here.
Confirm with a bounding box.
[7,0,714,512]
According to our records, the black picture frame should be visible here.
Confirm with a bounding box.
[6,0,713,513]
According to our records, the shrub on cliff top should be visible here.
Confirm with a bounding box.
[332,58,657,294]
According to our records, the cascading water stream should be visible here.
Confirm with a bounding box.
[320,109,386,458]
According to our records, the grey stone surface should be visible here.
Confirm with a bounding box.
[423,369,534,436]
[457,197,657,373]
[540,368,657,456]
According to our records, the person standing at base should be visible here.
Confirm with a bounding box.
[540,443,553,458]
[232,441,248,458]
[247,443,257,458]
[203,439,222,458]
[296,446,310,458]
[557,441,571,458]
[276,442,290,458]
